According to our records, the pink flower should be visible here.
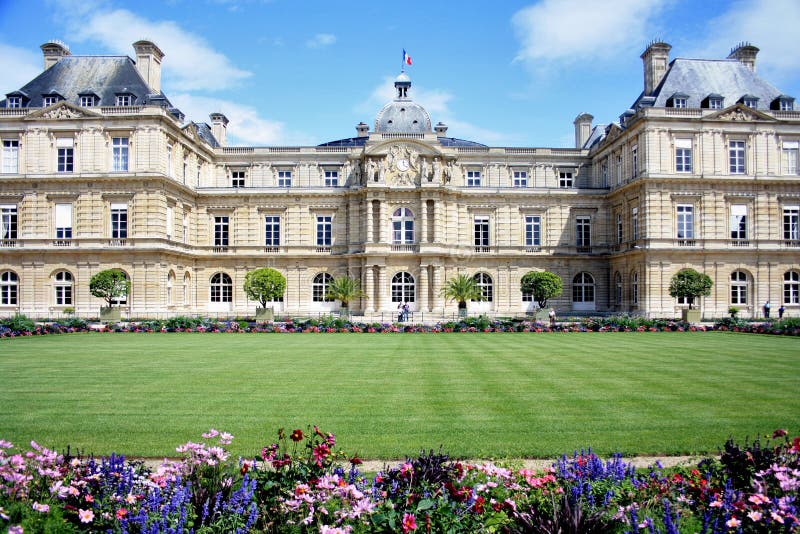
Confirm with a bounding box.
[8,526,23,534]
[78,509,94,523]
[32,502,49,513]
[726,517,740,528]
[402,512,417,532]
[747,510,762,521]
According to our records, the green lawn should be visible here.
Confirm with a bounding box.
[1,332,798,459]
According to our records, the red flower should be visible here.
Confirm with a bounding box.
[290,429,304,442]
[402,512,417,533]
[773,428,788,439]
[349,455,363,465]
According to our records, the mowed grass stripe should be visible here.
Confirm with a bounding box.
[0,332,798,458]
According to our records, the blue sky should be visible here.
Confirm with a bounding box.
[1,0,799,147]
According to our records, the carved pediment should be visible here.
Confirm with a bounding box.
[707,103,775,122]
[25,101,100,120]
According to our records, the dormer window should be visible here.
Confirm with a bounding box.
[42,95,61,107]
[667,92,689,108]
[771,95,795,111]
[7,97,22,108]
[79,94,98,107]
[115,94,134,106]
[739,95,759,109]
[702,94,724,109]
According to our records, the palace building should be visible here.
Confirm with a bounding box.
[1,39,798,319]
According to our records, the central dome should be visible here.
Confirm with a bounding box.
[374,72,432,134]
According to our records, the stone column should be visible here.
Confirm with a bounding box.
[363,265,374,313]
[377,266,387,311]
[418,264,429,312]
[378,202,386,244]
[433,201,441,243]
[432,265,443,311]
[366,200,373,243]
[420,200,428,243]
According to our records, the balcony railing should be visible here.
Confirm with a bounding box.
[524,246,541,253]
[0,239,17,247]
[263,246,282,254]
[108,239,128,247]
[783,240,800,248]
[730,239,751,247]
[52,239,73,247]
[676,239,696,247]
[576,246,592,254]
[390,244,418,252]
[474,245,492,253]
[212,246,229,253]
[315,246,331,253]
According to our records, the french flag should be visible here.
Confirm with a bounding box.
[403,49,412,66]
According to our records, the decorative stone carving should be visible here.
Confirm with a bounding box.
[42,106,83,119]
[432,157,443,184]
[718,108,753,122]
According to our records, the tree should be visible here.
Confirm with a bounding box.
[520,271,563,309]
[89,269,130,307]
[669,268,713,309]
[440,273,483,310]
[243,268,286,308]
[326,275,366,310]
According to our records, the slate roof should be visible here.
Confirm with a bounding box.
[631,58,786,111]
[1,56,173,109]
[193,122,220,148]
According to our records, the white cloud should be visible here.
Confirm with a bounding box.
[697,0,800,84]
[306,33,337,49]
[512,0,669,64]
[63,7,251,91]
[356,76,509,144]
[170,93,296,146]
[0,43,42,95]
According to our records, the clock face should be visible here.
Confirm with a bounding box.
[396,158,410,172]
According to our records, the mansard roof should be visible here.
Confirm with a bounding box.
[1,56,173,109]
[632,58,784,110]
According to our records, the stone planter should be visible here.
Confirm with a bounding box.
[99,307,121,322]
[458,306,468,318]
[681,308,701,323]
[255,307,274,323]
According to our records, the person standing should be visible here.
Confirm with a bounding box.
[778,304,785,319]
[548,308,556,328]
[763,300,771,319]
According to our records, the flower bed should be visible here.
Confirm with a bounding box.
[2,314,799,338]
[1,427,798,533]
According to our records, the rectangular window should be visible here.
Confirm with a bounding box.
[474,216,489,247]
[466,170,481,187]
[729,140,746,174]
[166,144,173,177]
[524,215,541,247]
[730,204,747,240]
[2,140,19,173]
[231,170,245,188]
[743,98,758,109]
[631,207,639,240]
[324,170,338,187]
[631,145,638,178]
[214,216,229,247]
[676,204,694,239]
[55,203,72,239]
[709,98,723,109]
[316,215,332,246]
[784,206,799,241]
[7,97,21,108]
[166,206,174,240]
[674,98,687,108]
[116,94,132,106]
[783,141,799,175]
[183,213,189,243]
[112,137,129,171]
[780,100,794,111]
[601,163,608,187]
[56,138,73,173]
[43,96,59,107]
[110,203,128,239]
[617,213,623,244]
[559,171,573,188]
[79,95,96,107]
[616,154,623,184]
[265,216,280,246]
[1,204,18,240]
[513,170,527,187]
[675,139,692,173]
[576,216,591,249]
[278,170,292,187]
[182,157,188,182]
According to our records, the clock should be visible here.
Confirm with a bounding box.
[396,158,410,172]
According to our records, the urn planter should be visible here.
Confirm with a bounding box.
[681,309,701,323]
[99,307,121,322]
[255,307,274,323]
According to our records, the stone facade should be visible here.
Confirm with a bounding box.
[1,40,798,319]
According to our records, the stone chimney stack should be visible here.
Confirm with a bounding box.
[210,113,229,147]
[434,122,448,136]
[40,40,71,70]
[573,113,594,149]
[132,40,165,94]
[641,40,671,96]
[727,42,759,72]
[355,122,369,137]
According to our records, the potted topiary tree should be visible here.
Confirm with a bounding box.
[669,268,713,322]
[244,267,286,323]
[440,273,483,317]
[520,271,563,321]
[89,269,130,322]
[326,275,366,317]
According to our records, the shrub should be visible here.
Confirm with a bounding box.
[243,268,286,308]
[89,269,130,307]
[520,271,563,308]
[668,268,712,310]
[0,313,36,333]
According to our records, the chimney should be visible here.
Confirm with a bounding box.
[132,40,165,93]
[641,40,671,95]
[355,122,369,137]
[40,40,71,70]
[573,113,593,149]
[210,113,229,147]
[727,42,759,72]
[434,122,448,136]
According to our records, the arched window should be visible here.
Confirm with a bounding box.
[392,208,414,244]
[784,271,799,305]
[312,273,334,302]
[391,272,415,303]
[54,271,73,306]
[1,271,18,305]
[167,270,175,306]
[614,271,622,304]
[631,271,639,305]
[730,271,748,305]
[473,272,493,302]
[572,272,595,303]
[210,272,232,303]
